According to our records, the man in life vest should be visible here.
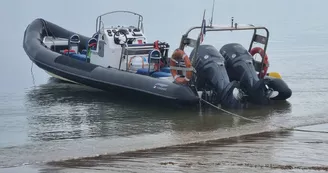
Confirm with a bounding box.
[170,49,194,84]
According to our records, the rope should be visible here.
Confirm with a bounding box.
[200,98,328,134]
[291,128,328,134]
[30,61,35,87]
[201,98,260,123]
[40,19,57,51]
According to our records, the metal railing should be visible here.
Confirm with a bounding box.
[179,24,269,50]
[95,10,144,33]
[179,21,270,77]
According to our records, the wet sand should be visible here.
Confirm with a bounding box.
[2,124,328,173]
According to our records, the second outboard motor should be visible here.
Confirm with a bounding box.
[219,43,271,105]
[190,45,246,108]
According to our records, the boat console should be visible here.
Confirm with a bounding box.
[42,10,173,80]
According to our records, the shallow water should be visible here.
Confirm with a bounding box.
[1,0,328,172]
[43,125,328,173]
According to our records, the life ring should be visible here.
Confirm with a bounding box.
[170,49,193,84]
[249,47,269,78]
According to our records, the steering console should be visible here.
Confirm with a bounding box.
[113,31,128,45]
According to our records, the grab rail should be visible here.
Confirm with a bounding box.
[96,10,144,33]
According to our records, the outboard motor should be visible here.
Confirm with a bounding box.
[190,45,246,108]
[219,43,271,105]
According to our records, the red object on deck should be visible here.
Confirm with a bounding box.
[154,40,159,50]
[63,49,76,54]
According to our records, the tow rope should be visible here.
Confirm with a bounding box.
[200,98,328,134]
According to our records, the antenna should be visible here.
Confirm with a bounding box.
[190,9,206,66]
[209,0,216,27]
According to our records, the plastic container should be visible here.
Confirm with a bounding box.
[128,56,150,72]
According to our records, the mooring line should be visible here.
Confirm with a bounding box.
[291,128,328,134]
[30,61,36,87]
[200,98,328,134]
[201,99,262,124]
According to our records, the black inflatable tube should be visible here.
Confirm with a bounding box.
[265,77,292,100]
[23,18,199,104]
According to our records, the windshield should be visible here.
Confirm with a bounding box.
[96,11,143,32]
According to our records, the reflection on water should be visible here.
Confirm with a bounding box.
[25,78,188,142]
[0,77,296,168]
[24,78,292,142]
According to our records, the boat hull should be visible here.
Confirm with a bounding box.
[23,18,199,105]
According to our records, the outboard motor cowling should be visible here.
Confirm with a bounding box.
[190,45,246,108]
[220,43,271,105]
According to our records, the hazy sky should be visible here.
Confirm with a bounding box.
[0,0,326,91]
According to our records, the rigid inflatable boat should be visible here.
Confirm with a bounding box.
[23,11,200,105]
[23,10,292,108]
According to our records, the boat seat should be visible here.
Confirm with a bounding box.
[87,38,97,50]
[160,67,170,73]
[151,71,172,78]
[79,38,98,56]
[69,53,87,61]
[81,49,87,55]
[92,33,99,40]
[136,68,171,78]
[136,68,152,75]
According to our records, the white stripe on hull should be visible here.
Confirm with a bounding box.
[45,70,80,84]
